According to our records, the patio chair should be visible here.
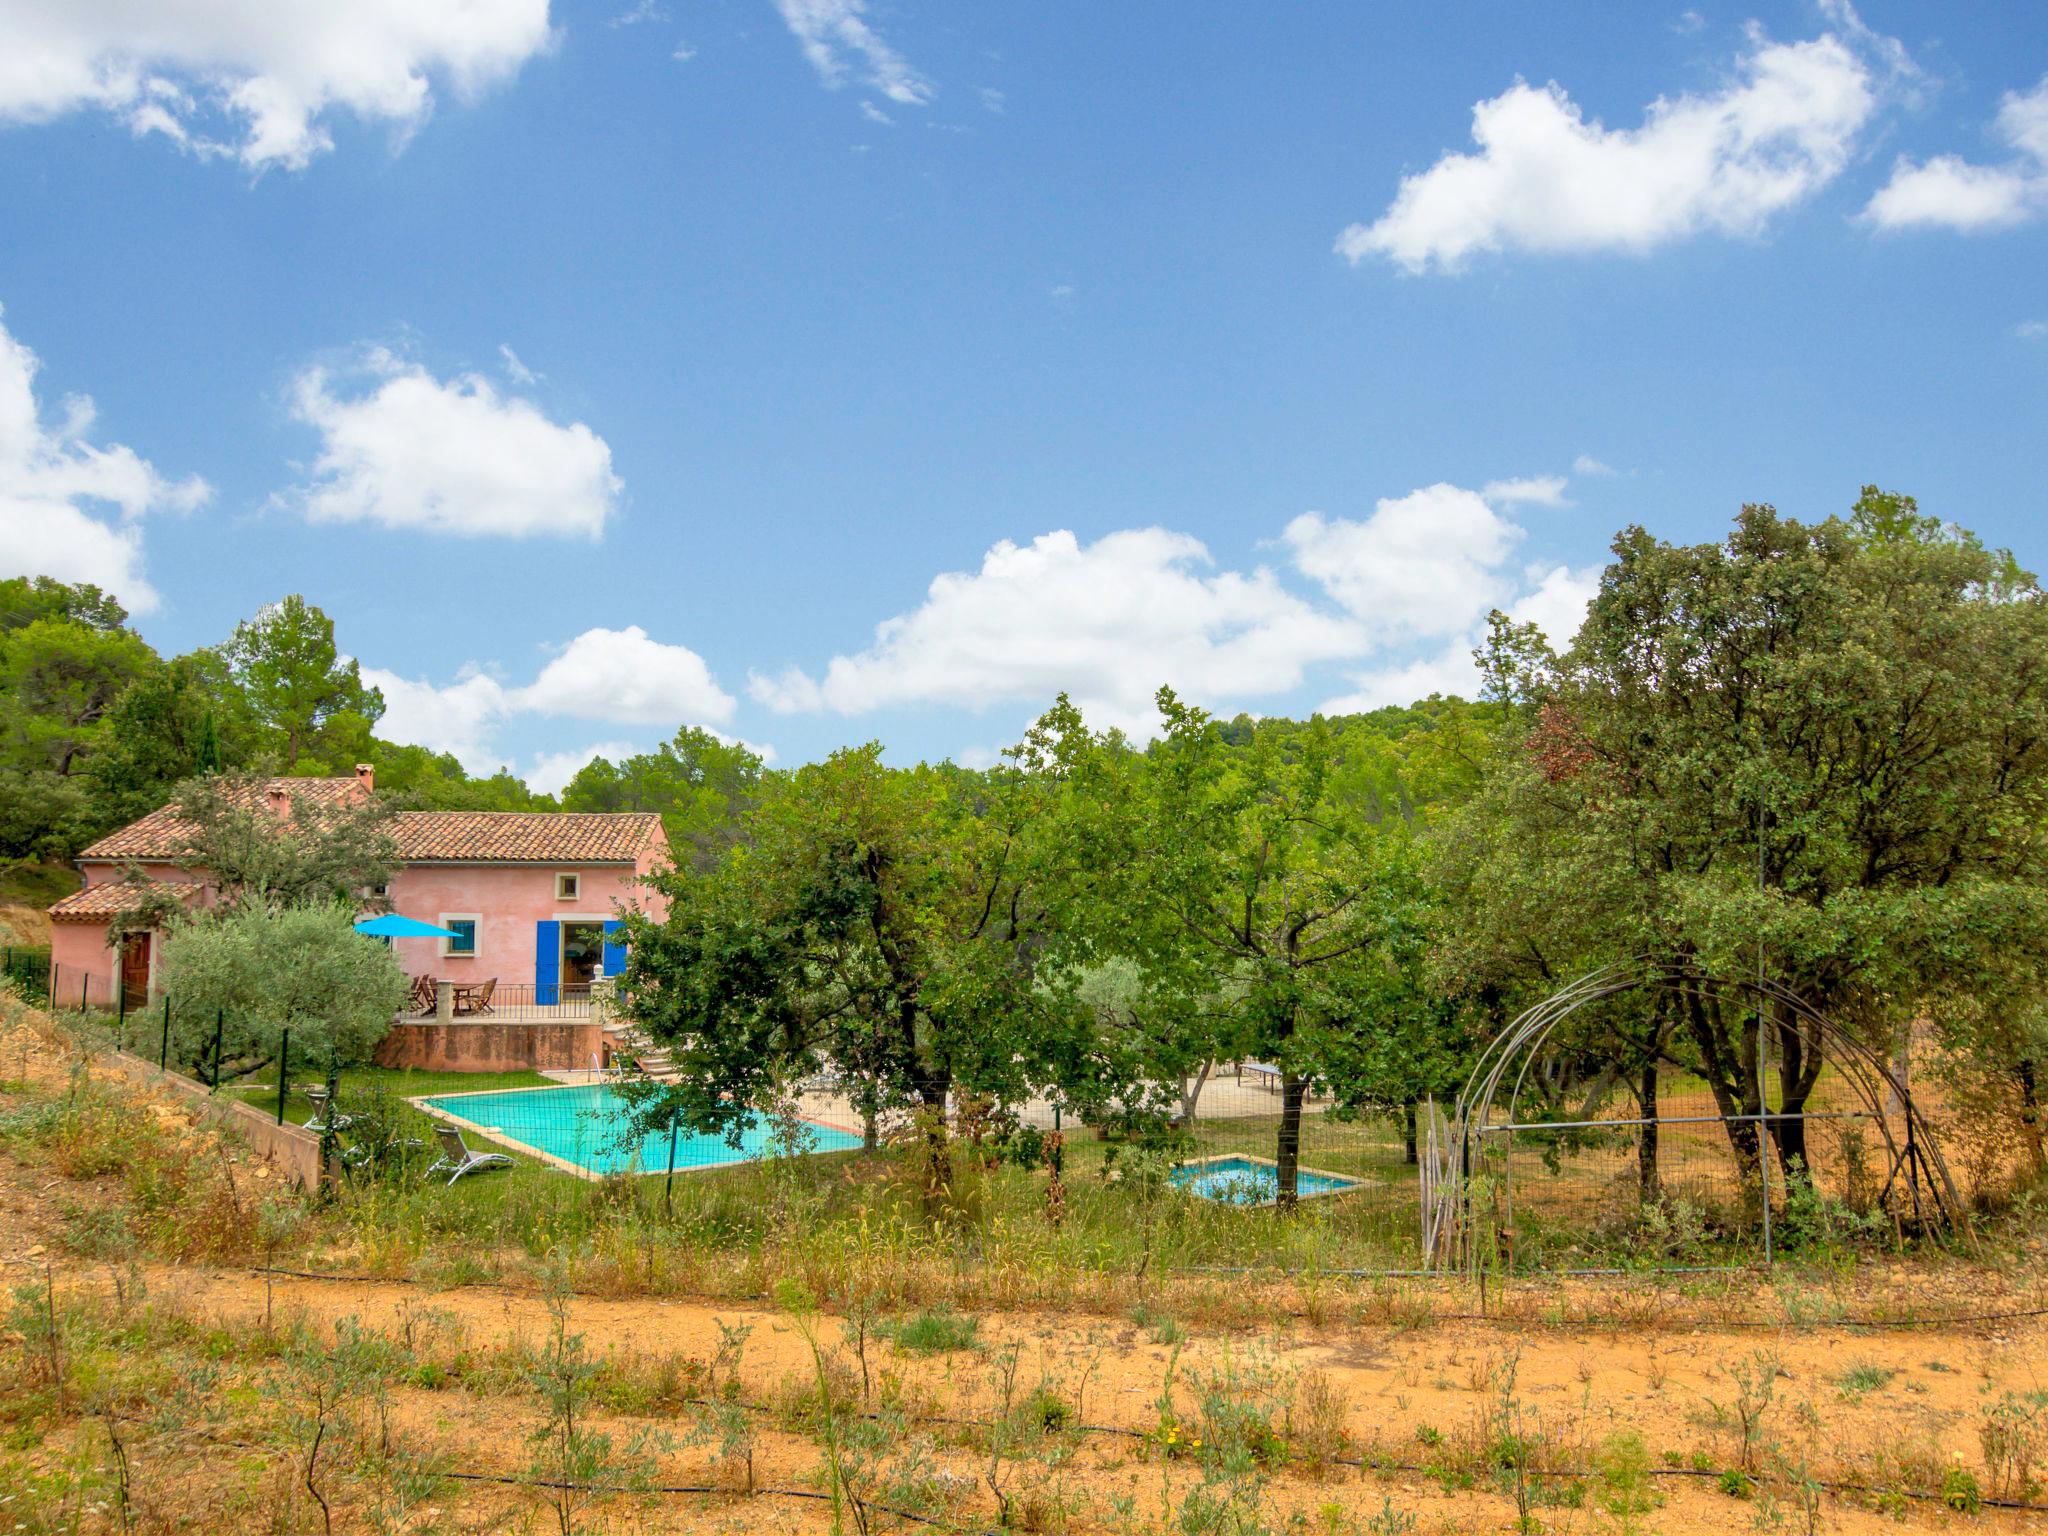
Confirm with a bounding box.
[453,976,498,1016]
[424,1125,515,1186]
[409,974,437,1015]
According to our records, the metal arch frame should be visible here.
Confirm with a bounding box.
[1424,958,1965,1273]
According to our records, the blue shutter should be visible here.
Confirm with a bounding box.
[602,920,627,977]
[535,920,561,1005]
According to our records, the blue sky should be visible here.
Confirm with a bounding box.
[2,1,2045,786]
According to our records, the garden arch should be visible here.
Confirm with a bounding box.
[1421,959,1964,1274]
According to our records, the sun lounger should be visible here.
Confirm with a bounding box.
[424,1125,515,1186]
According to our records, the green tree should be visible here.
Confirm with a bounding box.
[224,595,383,769]
[165,772,399,912]
[367,739,558,811]
[1033,689,1424,1206]
[0,575,129,634]
[85,649,259,827]
[616,744,1079,1191]
[157,902,407,1078]
[559,727,763,871]
[1442,494,2048,1182]
[0,616,156,777]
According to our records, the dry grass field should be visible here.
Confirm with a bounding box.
[4,995,2047,1535]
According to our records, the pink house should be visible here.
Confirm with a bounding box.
[47,768,671,1013]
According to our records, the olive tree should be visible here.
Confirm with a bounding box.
[158,902,407,1079]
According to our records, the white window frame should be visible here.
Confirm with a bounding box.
[555,871,581,901]
[440,914,481,958]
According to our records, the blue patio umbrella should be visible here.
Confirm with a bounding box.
[354,914,463,939]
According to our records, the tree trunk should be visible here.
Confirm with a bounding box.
[2018,1059,2045,1175]
[1636,1060,1661,1205]
[1402,1099,1418,1166]
[1176,1060,1213,1129]
[917,1066,952,1201]
[1770,1013,1823,1186]
[1678,984,1761,1176]
[1275,1074,1306,1210]
[857,1077,880,1154]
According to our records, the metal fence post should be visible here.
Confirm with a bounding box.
[1757,1013,1773,1268]
[80,971,89,1015]
[117,979,128,1040]
[663,1121,679,1216]
[211,1007,224,1091]
[276,1029,290,1125]
[160,996,171,1069]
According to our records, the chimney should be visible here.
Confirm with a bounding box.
[355,763,375,793]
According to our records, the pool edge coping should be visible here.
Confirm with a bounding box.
[408,1085,864,1182]
[1170,1151,1366,1206]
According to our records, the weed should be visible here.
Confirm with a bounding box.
[1978,1389,2047,1500]
[1942,1460,1982,1515]
[1719,1467,1754,1498]
[887,1307,981,1354]
[1593,1431,1661,1531]
[1834,1360,1894,1397]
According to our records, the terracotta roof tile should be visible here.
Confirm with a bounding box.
[76,777,367,861]
[75,781,663,867]
[48,878,197,923]
[392,812,663,863]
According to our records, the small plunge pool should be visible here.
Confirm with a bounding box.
[1169,1154,1363,1206]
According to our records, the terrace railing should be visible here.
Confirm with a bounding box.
[394,978,613,1024]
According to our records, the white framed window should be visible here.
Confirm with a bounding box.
[440,915,480,957]
[555,872,581,901]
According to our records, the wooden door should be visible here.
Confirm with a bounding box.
[120,932,151,1006]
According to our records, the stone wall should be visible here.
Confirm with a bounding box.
[103,1050,328,1191]
[373,1020,603,1074]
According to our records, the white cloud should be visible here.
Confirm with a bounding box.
[979,86,1005,114]
[1283,484,1522,639]
[0,305,207,613]
[498,344,538,384]
[750,527,1365,736]
[1482,474,1570,507]
[359,667,511,773]
[1319,560,1601,714]
[0,0,553,172]
[859,100,893,125]
[1510,562,1603,650]
[1862,76,2048,232]
[2019,319,2048,341]
[772,0,930,107]
[752,482,1601,737]
[518,625,736,726]
[1338,26,1878,272]
[1572,452,1616,476]
[525,740,638,795]
[364,625,738,774]
[287,349,620,539]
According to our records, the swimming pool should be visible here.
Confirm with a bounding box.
[417,1083,864,1179]
[1169,1154,1362,1205]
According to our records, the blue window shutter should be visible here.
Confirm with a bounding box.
[602,920,627,976]
[535,920,560,1005]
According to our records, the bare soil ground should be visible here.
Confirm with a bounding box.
[3,1008,2047,1533]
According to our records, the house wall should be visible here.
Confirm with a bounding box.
[48,860,209,993]
[384,861,665,990]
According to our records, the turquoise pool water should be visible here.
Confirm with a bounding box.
[1170,1155,1360,1205]
[420,1084,864,1176]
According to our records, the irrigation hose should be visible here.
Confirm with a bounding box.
[240,1261,2048,1332]
[117,1415,2048,1520]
